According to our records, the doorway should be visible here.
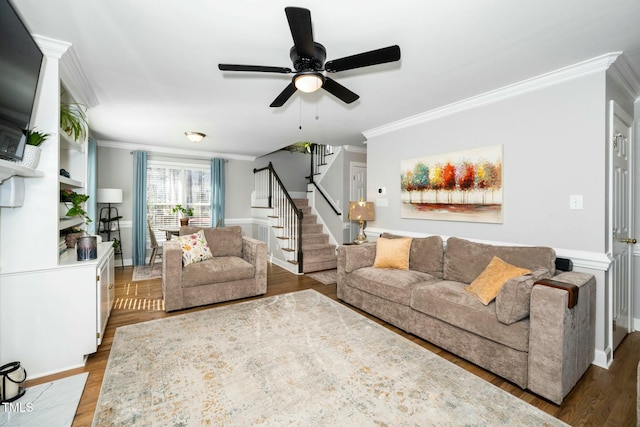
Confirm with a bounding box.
[608,100,635,351]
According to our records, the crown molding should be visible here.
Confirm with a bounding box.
[33,34,70,59]
[363,53,621,139]
[59,45,100,108]
[96,139,257,162]
[343,144,367,153]
[608,54,640,101]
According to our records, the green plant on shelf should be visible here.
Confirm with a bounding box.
[60,103,89,142]
[60,188,92,229]
[25,127,52,146]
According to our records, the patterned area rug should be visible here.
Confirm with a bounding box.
[306,268,337,285]
[131,263,162,281]
[93,290,566,426]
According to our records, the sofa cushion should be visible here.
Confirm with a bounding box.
[443,237,556,283]
[181,226,243,257]
[174,230,213,267]
[411,280,530,352]
[465,257,531,305]
[381,233,444,278]
[182,256,255,288]
[495,267,552,325]
[348,267,437,305]
[373,237,412,269]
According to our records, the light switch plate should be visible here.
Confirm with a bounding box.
[569,194,583,210]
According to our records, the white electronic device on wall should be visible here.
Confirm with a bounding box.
[0,176,25,207]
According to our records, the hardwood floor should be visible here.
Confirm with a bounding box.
[25,264,638,426]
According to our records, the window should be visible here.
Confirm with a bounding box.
[147,160,211,242]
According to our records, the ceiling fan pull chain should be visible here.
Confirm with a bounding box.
[299,97,302,130]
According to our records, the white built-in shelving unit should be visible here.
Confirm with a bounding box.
[0,37,114,378]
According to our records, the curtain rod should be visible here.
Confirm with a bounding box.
[129,151,228,162]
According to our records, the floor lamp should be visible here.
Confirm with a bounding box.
[97,188,123,227]
[348,200,375,244]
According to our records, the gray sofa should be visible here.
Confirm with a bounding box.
[162,226,267,312]
[337,234,596,404]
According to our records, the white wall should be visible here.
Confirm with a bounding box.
[364,69,617,366]
[634,99,640,331]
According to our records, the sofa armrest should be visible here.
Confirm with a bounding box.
[337,243,376,300]
[242,236,267,293]
[527,271,596,404]
[162,240,185,311]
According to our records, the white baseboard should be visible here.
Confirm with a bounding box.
[593,347,612,369]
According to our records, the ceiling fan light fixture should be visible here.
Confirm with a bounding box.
[185,132,206,143]
[294,71,324,93]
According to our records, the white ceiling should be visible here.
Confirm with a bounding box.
[12,0,640,159]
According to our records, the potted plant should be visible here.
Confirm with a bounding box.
[60,103,89,142]
[172,204,194,226]
[18,128,51,168]
[60,189,96,260]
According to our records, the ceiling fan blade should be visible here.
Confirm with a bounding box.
[218,64,292,73]
[322,77,359,104]
[270,82,297,107]
[285,7,315,59]
[325,45,401,73]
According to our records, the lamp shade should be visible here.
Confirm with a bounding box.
[97,188,123,204]
[348,201,375,221]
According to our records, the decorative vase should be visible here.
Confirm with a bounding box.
[77,235,97,261]
[17,145,41,169]
[180,217,189,226]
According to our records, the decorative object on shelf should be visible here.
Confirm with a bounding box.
[0,361,27,403]
[184,132,206,143]
[60,188,95,260]
[97,188,124,268]
[348,199,375,244]
[60,168,71,178]
[15,128,51,169]
[60,103,89,142]
[172,203,194,226]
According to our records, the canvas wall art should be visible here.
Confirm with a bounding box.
[400,145,503,223]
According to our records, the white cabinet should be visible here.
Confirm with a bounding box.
[1,243,115,378]
[97,247,115,345]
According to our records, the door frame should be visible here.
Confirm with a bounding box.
[607,100,635,352]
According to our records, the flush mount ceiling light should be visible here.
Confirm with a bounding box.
[293,71,324,93]
[185,132,206,143]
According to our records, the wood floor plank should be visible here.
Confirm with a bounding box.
[23,263,639,426]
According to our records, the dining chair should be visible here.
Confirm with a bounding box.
[148,220,162,266]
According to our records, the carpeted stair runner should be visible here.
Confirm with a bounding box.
[295,198,337,273]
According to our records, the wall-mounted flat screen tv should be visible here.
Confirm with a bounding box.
[0,0,44,162]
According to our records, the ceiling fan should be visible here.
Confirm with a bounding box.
[218,7,401,107]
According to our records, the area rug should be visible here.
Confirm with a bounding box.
[0,373,88,427]
[131,263,162,281]
[93,290,566,426]
[306,268,337,285]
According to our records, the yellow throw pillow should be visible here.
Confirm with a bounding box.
[373,237,412,270]
[465,256,530,305]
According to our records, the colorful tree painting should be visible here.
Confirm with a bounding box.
[400,145,503,223]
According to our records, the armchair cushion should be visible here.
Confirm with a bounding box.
[174,230,213,267]
[181,225,243,257]
[182,256,255,288]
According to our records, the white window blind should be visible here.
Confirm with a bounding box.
[146,160,211,242]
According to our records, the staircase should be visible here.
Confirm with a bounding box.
[295,198,337,273]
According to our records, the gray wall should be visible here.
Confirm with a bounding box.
[365,72,606,252]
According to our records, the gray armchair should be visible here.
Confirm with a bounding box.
[162,226,267,312]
